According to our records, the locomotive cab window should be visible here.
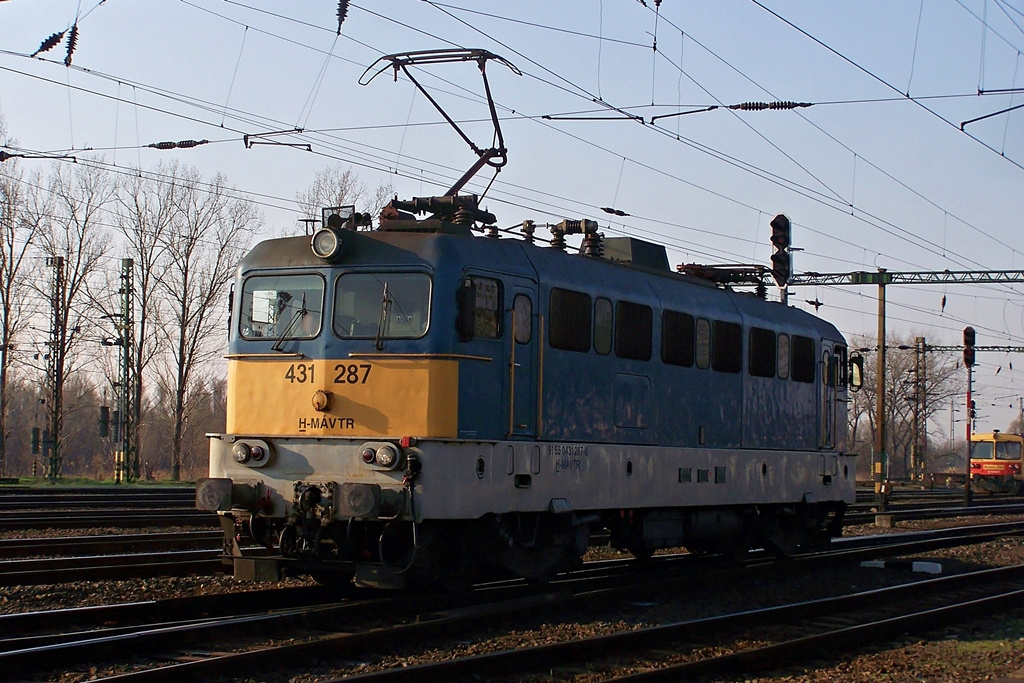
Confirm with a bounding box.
[836,345,849,387]
[463,276,502,339]
[240,273,325,340]
[513,293,532,344]
[822,350,836,387]
[334,272,431,339]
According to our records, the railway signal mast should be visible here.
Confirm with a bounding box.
[962,326,976,505]
[45,256,65,481]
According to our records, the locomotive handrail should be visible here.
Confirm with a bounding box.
[345,352,492,362]
[224,352,305,359]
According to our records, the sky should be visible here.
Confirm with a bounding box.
[1,0,1023,437]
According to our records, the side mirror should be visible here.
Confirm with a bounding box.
[849,352,865,391]
[456,278,476,342]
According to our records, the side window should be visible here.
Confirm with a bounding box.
[470,276,502,339]
[513,294,532,344]
[662,310,695,367]
[792,335,816,383]
[777,333,790,379]
[822,350,834,387]
[712,320,742,374]
[748,327,776,378]
[695,318,711,369]
[594,297,613,355]
[836,345,848,387]
[549,288,592,352]
[615,301,652,361]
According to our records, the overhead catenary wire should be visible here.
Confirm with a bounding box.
[8,2,1024,323]
[9,4,1018,284]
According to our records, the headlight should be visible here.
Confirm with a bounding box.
[233,443,251,464]
[311,227,344,261]
[375,445,399,469]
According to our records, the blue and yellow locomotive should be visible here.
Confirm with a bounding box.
[198,194,859,588]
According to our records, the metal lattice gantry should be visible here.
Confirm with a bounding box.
[792,269,1024,287]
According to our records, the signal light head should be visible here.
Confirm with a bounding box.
[963,326,976,347]
[768,213,792,288]
[769,213,791,249]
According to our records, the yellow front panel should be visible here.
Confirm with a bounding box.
[227,358,458,438]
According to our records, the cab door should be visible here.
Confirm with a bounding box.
[507,280,538,437]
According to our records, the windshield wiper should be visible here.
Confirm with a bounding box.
[271,293,307,352]
[375,282,391,351]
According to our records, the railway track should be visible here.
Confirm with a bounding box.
[844,499,1024,524]
[3,521,1022,682]
[0,486,215,530]
[0,509,218,530]
[308,563,1024,683]
[0,548,225,586]
[0,530,223,559]
[0,488,196,511]
[0,495,1020,587]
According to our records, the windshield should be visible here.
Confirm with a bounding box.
[239,274,324,340]
[996,440,1022,460]
[972,442,993,460]
[334,272,431,339]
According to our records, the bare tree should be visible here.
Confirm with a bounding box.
[1009,409,1023,436]
[847,334,962,480]
[294,163,393,234]
[157,167,259,480]
[0,120,46,476]
[32,159,113,478]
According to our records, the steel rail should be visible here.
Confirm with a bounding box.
[844,501,1024,524]
[0,495,195,510]
[0,510,217,530]
[0,531,223,559]
[0,549,224,586]
[0,584,344,635]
